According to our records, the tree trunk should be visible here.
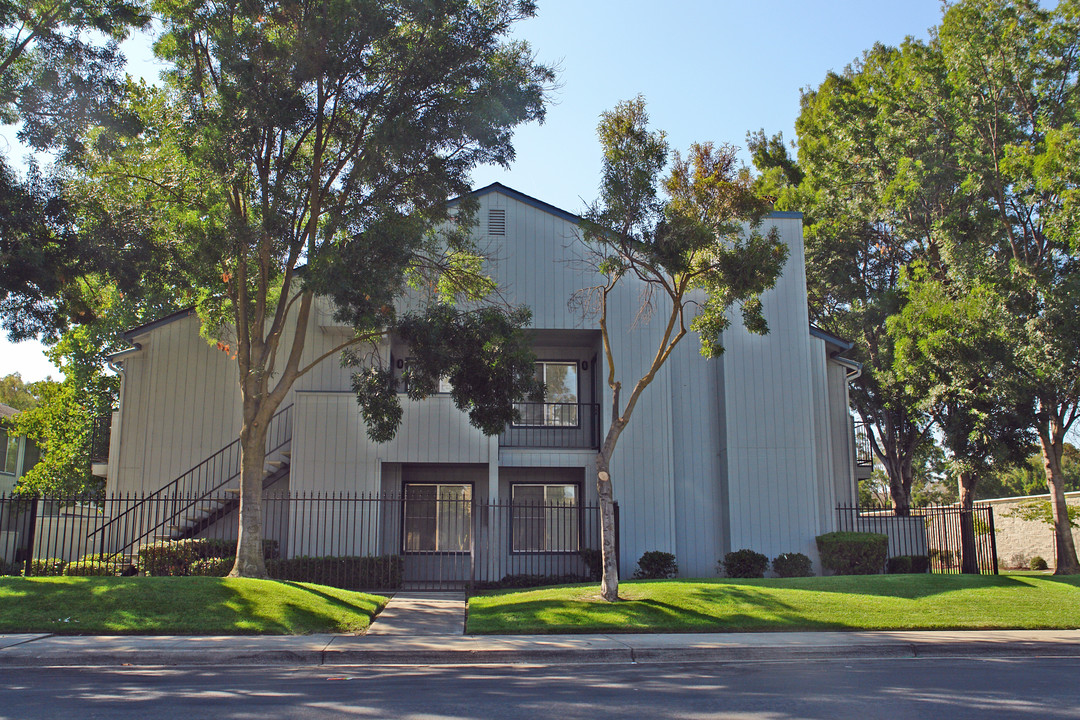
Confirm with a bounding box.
[596,462,619,602]
[230,414,270,578]
[884,454,911,516]
[1038,422,1080,575]
[957,471,979,574]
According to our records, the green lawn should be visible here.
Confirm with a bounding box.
[466,574,1080,634]
[0,577,387,635]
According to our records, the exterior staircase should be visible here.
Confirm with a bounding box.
[88,404,293,560]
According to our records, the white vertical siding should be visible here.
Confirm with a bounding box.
[669,329,727,577]
[721,217,825,562]
[108,188,857,580]
[111,314,243,494]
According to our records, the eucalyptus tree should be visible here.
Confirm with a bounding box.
[579,97,787,601]
[91,0,554,576]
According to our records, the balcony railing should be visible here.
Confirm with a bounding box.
[89,413,113,463]
[853,420,873,467]
[500,403,601,449]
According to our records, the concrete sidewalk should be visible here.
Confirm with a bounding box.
[365,592,465,636]
[1,629,1079,668]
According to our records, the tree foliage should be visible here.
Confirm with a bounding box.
[0,0,152,340]
[85,0,554,577]
[0,372,47,411]
[754,3,1080,573]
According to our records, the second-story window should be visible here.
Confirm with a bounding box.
[515,361,578,427]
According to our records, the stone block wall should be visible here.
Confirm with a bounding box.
[987,491,1080,570]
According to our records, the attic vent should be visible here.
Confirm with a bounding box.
[488,208,506,236]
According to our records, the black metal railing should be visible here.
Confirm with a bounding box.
[0,492,618,593]
[87,404,293,557]
[89,413,113,463]
[836,503,998,575]
[852,420,873,467]
[500,403,601,449]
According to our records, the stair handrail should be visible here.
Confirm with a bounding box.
[88,403,293,544]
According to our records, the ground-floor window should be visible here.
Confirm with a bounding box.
[403,483,471,552]
[511,483,579,552]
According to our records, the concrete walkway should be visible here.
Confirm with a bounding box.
[365,592,466,636]
[1,629,1079,668]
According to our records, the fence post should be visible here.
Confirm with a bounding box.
[987,506,998,575]
[469,498,477,596]
[22,497,39,576]
[613,502,620,574]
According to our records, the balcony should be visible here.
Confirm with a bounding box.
[853,419,873,479]
[500,403,601,450]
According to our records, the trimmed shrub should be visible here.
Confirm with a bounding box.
[885,555,930,574]
[63,560,117,576]
[633,551,678,580]
[1030,555,1049,571]
[137,538,279,576]
[772,552,814,578]
[76,553,134,576]
[471,573,593,591]
[720,549,769,578]
[579,548,602,581]
[0,558,22,576]
[25,558,67,576]
[189,557,233,577]
[138,540,201,576]
[265,555,403,590]
[816,532,887,575]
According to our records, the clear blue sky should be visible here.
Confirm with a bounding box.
[0,0,946,380]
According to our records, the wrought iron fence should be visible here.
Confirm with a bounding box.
[0,492,617,593]
[836,503,998,575]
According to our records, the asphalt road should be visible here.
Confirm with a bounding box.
[2,657,1079,719]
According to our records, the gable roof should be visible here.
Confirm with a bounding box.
[0,403,18,420]
[809,325,854,354]
[121,307,196,341]
[118,184,804,342]
[455,182,583,224]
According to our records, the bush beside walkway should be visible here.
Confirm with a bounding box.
[0,577,387,635]
[466,574,1080,634]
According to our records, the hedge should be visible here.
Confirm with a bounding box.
[189,557,233,577]
[63,560,118,577]
[885,554,930,574]
[25,558,67,576]
[471,573,593,591]
[816,531,888,575]
[137,538,279,576]
[265,555,403,590]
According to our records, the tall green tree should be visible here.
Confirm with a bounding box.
[890,273,1035,571]
[90,0,554,577]
[1,0,151,340]
[749,37,965,515]
[579,97,787,601]
[0,372,46,411]
[931,0,1080,573]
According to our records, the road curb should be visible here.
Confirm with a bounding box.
[2,638,1080,668]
